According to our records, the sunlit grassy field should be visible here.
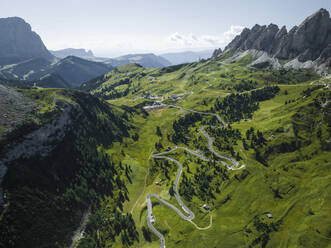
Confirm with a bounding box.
[94,53,330,247]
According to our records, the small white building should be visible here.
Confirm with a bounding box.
[266,213,273,218]
[143,102,165,110]
[203,204,210,210]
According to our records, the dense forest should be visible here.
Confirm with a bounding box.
[212,86,280,122]
[0,90,138,248]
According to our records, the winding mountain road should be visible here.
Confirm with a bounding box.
[167,104,227,126]
[146,105,244,248]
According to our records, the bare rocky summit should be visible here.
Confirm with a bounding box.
[0,17,54,65]
[212,48,223,58]
[214,9,331,66]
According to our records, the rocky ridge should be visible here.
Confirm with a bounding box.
[213,8,331,68]
[212,48,223,58]
[50,48,94,59]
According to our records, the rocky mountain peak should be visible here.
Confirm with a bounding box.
[214,9,331,65]
[212,48,223,57]
[251,24,263,32]
[276,26,288,36]
[0,17,53,65]
[267,23,279,32]
[301,8,330,26]
[1,17,30,28]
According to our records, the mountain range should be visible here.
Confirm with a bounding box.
[0,17,182,88]
[104,53,172,68]
[160,50,213,65]
[0,17,112,87]
[2,9,331,90]
[52,49,213,67]
[212,8,331,69]
[0,56,111,87]
[50,48,94,59]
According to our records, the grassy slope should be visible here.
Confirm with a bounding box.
[87,52,330,247]
[85,53,318,96]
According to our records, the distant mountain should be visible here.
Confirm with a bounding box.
[160,50,213,65]
[0,17,54,65]
[213,8,331,67]
[0,57,51,80]
[0,73,69,89]
[81,63,143,94]
[50,48,94,59]
[104,53,171,68]
[0,56,111,87]
[0,77,31,88]
[0,18,111,87]
[34,73,71,88]
[51,56,111,87]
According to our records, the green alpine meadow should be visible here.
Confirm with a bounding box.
[0,2,330,248]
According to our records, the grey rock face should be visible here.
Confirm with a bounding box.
[222,24,279,53]
[216,9,331,64]
[253,24,279,53]
[0,17,53,64]
[318,43,331,66]
[271,26,288,57]
[224,28,251,51]
[293,8,331,61]
[212,48,222,57]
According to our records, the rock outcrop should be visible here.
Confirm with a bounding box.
[214,9,331,66]
[0,17,54,65]
[212,48,223,58]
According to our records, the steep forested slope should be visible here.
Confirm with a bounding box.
[0,87,137,248]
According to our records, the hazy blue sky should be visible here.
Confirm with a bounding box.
[1,0,330,57]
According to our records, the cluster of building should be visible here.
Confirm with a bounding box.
[142,94,182,110]
[144,94,163,100]
[143,101,166,110]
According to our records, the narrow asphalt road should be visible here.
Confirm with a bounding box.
[146,104,244,248]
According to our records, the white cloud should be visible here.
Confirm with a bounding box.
[166,25,244,49]
[168,32,199,46]
[223,25,245,43]
[46,25,245,57]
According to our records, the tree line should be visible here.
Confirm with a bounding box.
[212,86,280,122]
